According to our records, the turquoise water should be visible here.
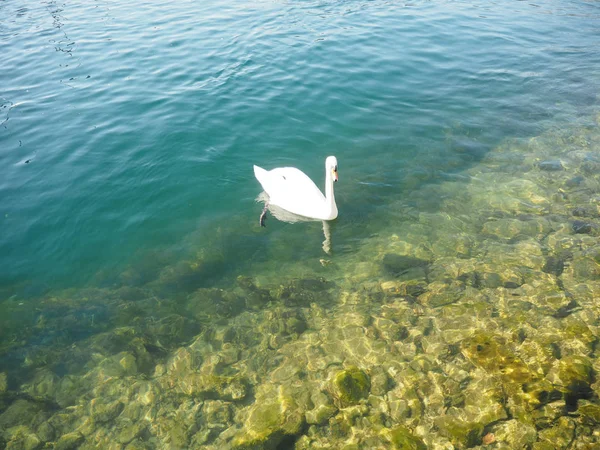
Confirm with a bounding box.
[2,0,599,291]
[3,0,600,448]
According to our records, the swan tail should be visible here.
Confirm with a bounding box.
[253,165,271,193]
[253,165,268,180]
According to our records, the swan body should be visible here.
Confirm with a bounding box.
[254,156,338,222]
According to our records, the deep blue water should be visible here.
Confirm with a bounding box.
[1,0,600,292]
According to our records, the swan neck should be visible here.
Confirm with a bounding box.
[325,167,336,214]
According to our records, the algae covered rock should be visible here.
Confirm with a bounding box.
[542,256,565,276]
[36,421,55,442]
[201,400,232,429]
[382,254,430,280]
[435,366,508,447]
[419,281,466,308]
[116,422,147,445]
[551,355,594,388]
[0,400,41,431]
[235,401,301,447]
[145,314,201,348]
[305,391,337,425]
[232,383,307,449]
[275,277,335,307]
[435,415,484,448]
[535,416,576,449]
[481,217,551,241]
[491,419,536,448]
[3,425,42,450]
[538,160,564,171]
[54,431,84,450]
[89,398,124,423]
[369,366,391,396]
[0,372,7,393]
[187,288,246,321]
[461,331,533,384]
[331,367,371,407]
[547,355,595,408]
[382,425,426,450]
[577,399,600,425]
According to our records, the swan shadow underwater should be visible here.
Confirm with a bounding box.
[253,156,338,254]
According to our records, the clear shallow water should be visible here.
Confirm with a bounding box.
[2,0,599,290]
[2,0,600,448]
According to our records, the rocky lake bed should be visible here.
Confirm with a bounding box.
[2,115,600,449]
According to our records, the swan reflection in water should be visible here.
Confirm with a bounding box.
[256,192,333,255]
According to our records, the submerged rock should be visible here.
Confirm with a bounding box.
[542,256,565,276]
[237,276,273,309]
[490,419,536,448]
[461,332,534,384]
[275,278,334,307]
[232,384,307,449]
[117,422,147,445]
[331,367,371,407]
[548,355,595,408]
[481,217,551,241]
[382,254,429,278]
[536,416,576,449]
[201,400,232,429]
[572,220,594,235]
[3,426,42,450]
[384,425,426,450]
[572,206,597,217]
[89,398,124,423]
[164,346,248,401]
[565,175,585,187]
[187,288,245,321]
[305,391,337,425]
[381,279,427,298]
[36,420,55,442]
[54,431,84,450]
[419,281,466,308]
[0,400,42,431]
[538,160,564,171]
[577,400,600,426]
[288,278,335,292]
[435,366,508,447]
[434,414,484,448]
[145,314,201,348]
[0,372,7,393]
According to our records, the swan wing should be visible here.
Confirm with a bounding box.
[254,165,327,218]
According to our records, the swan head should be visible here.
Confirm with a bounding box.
[326,156,338,182]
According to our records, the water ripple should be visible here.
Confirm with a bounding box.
[1,0,599,287]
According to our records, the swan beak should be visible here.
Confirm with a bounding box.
[332,167,338,182]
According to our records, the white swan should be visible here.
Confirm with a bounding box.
[253,156,338,226]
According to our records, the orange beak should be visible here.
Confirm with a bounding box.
[332,168,338,182]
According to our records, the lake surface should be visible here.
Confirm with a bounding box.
[1,0,600,448]
[2,0,599,290]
